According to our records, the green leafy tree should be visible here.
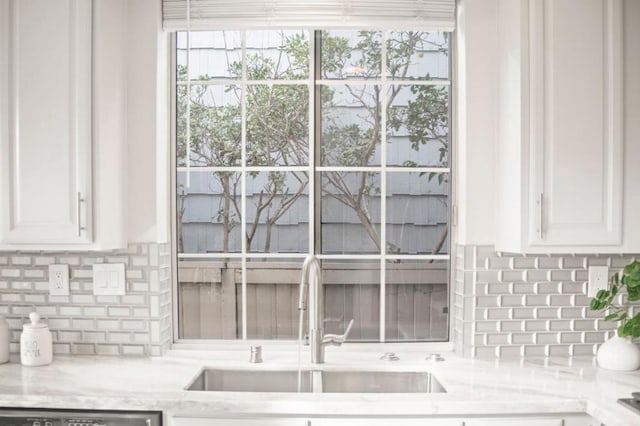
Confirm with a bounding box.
[177,32,310,253]
[178,30,450,254]
[321,31,450,253]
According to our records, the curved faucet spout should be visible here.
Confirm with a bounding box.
[298,255,353,364]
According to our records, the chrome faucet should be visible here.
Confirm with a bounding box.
[298,255,354,364]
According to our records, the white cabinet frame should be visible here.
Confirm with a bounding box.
[0,0,93,245]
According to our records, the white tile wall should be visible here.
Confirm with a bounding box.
[454,245,640,358]
[0,243,172,356]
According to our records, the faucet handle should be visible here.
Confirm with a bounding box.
[323,318,355,346]
[343,318,354,340]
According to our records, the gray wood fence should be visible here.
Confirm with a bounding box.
[178,261,448,341]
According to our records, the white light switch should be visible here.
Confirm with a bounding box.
[49,264,69,295]
[93,263,126,295]
[588,266,609,297]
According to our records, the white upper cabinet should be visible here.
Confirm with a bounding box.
[0,0,127,250]
[496,0,630,253]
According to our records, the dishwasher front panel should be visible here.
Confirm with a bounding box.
[0,408,162,426]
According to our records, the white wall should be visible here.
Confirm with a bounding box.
[455,0,499,246]
[125,0,171,244]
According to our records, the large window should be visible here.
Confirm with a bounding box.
[175,30,451,341]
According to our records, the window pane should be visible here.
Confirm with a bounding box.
[387,85,449,167]
[175,30,451,343]
[321,172,381,254]
[245,258,306,339]
[245,30,309,80]
[320,30,382,79]
[386,31,449,81]
[177,84,241,167]
[246,85,309,166]
[323,260,380,341]
[177,258,240,339]
[178,171,242,254]
[177,31,242,81]
[246,172,309,253]
[386,172,449,255]
[321,84,381,167]
[385,260,449,341]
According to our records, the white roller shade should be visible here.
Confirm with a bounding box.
[163,0,456,31]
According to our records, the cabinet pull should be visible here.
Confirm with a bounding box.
[538,193,544,239]
[77,192,86,236]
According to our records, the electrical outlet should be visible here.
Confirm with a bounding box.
[49,264,70,296]
[588,266,609,297]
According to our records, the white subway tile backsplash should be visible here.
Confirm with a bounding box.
[96,344,120,355]
[526,270,549,282]
[548,320,572,331]
[538,257,562,269]
[455,245,639,359]
[485,308,510,320]
[23,269,45,278]
[511,333,534,344]
[83,306,106,316]
[122,345,146,356]
[562,256,587,269]
[537,282,561,294]
[59,307,83,316]
[83,331,106,343]
[513,257,537,269]
[512,308,535,319]
[2,269,21,278]
[0,243,172,356]
[501,295,524,307]
[487,283,510,294]
[523,345,546,357]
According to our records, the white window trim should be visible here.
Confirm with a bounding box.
[170,30,457,347]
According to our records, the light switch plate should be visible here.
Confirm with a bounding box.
[49,264,69,295]
[588,266,609,297]
[93,263,126,295]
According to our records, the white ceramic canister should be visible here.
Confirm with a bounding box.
[0,315,9,364]
[20,312,52,366]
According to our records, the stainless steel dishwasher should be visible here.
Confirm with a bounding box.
[0,408,162,426]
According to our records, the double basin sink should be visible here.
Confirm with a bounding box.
[186,368,446,393]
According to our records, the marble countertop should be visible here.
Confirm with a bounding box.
[0,347,638,425]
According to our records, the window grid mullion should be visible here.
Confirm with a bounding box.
[308,30,316,257]
[240,31,248,340]
[379,31,388,343]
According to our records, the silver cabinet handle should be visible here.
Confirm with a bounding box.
[538,193,544,239]
[77,192,86,236]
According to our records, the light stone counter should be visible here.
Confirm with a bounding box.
[0,348,638,425]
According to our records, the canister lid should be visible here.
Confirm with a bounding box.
[23,312,47,330]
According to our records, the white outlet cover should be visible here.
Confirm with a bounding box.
[49,264,70,296]
[588,266,609,297]
[93,263,126,296]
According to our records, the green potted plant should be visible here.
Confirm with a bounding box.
[589,260,640,371]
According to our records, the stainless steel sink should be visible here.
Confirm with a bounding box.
[186,369,446,393]
[320,370,445,393]
[186,369,313,392]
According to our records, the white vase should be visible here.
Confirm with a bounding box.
[596,334,640,371]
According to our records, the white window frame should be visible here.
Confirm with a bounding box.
[170,29,457,349]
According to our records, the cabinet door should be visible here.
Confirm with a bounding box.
[528,0,623,247]
[465,419,562,426]
[171,418,309,426]
[312,419,461,426]
[0,0,92,245]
